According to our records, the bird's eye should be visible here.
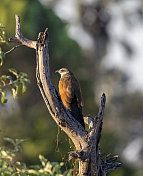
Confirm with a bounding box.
[60,69,64,72]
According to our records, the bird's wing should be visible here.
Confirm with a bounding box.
[59,76,83,109]
[72,77,84,107]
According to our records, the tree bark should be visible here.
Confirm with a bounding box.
[9,14,121,176]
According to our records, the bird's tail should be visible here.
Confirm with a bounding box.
[70,105,85,129]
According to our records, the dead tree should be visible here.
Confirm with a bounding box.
[8,14,121,176]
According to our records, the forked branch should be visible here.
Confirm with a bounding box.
[8,14,121,176]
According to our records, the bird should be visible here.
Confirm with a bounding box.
[56,68,85,128]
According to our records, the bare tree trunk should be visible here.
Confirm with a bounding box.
[9,14,121,176]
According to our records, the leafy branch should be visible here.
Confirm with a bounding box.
[0,68,30,104]
[0,24,30,104]
[0,138,72,176]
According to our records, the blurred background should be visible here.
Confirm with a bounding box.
[0,0,143,175]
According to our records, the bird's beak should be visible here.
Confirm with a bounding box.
[55,70,59,74]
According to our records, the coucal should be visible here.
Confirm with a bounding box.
[56,68,85,128]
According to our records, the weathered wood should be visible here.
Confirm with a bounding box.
[9,14,121,176]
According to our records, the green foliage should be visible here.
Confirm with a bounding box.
[0,24,30,104]
[0,24,6,44]
[0,48,5,66]
[0,68,30,104]
[0,24,6,66]
[0,138,72,176]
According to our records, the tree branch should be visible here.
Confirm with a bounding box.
[5,44,24,55]
[9,14,121,176]
[36,29,88,150]
[8,14,37,49]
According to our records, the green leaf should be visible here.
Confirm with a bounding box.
[0,56,3,66]
[0,75,7,86]
[3,137,16,146]
[0,24,6,43]
[20,79,27,94]
[63,169,72,176]
[23,77,30,83]
[0,53,3,66]
[16,84,21,94]
[11,84,20,100]
[0,49,5,66]
[8,68,18,77]
[39,155,48,167]
[15,138,26,145]
[20,72,28,77]
[22,83,26,94]
[0,75,7,80]
[12,88,17,100]
[1,91,7,104]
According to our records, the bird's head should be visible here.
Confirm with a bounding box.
[55,68,71,77]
